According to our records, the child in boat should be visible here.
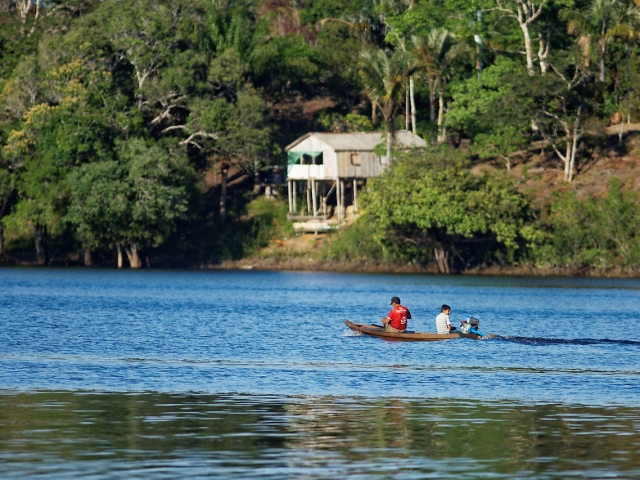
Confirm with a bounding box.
[382,297,411,333]
[435,304,456,334]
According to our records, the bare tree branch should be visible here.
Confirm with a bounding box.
[179,131,218,146]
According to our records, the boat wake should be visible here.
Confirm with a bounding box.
[342,329,364,337]
[494,336,640,347]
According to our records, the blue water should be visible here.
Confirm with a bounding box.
[1,268,639,478]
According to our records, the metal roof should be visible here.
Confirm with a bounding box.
[285,131,428,152]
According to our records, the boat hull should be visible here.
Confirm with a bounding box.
[344,320,482,341]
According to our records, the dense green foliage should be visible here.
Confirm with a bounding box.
[1,0,639,272]
[360,150,541,271]
[540,180,640,268]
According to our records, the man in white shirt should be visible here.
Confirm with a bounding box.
[435,304,456,334]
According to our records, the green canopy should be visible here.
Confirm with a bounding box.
[287,151,322,174]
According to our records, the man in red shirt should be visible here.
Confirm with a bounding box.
[382,296,411,333]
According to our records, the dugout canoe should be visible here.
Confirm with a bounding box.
[344,320,484,342]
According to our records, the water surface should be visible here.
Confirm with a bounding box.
[0,268,639,478]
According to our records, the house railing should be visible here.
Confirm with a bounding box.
[287,164,325,179]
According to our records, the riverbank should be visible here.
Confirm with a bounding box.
[216,255,640,278]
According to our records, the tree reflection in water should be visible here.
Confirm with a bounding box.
[1,392,638,478]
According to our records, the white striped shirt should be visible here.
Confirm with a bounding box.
[435,313,451,334]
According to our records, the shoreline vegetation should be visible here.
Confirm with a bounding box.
[216,257,640,278]
[2,1,640,277]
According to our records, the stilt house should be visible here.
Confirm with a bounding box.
[285,131,427,232]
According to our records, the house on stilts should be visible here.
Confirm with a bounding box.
[285,131,427,233]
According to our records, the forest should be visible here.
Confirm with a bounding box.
[1,0,640,274]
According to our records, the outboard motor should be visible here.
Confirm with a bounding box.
[460,316,484,337]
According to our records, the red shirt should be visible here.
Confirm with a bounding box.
[387,305,411,330]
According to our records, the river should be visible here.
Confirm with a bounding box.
[0,268,639,478]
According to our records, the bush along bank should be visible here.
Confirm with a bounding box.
[226,149,640,277]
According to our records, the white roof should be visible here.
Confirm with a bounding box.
[285,131,428,152]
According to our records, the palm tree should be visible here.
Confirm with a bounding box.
[358,49,412,163]
[411,29,472,143]
[562,0,636,82]
[609,0,640,135]
[609,1,640,79]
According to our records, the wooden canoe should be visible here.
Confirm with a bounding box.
[344,320,483,342]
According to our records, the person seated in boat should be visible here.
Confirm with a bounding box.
[435,304,456,334]
[382,297,411,333]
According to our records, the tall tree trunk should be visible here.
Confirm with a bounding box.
[84,249,93,267]
[429,80,437,144]
[117,244,123,269]
[385,119,393,164]
[563,133,572,182]
[616,119,624,146]
[437,88,445,143]
[219,165,228,222]
[537,27,550,74]
[434,247,450,274]
[405,89,410,131]
[34,224,49,266]
[568,134,579,182]
[27,0,40,36]
[429,81,437,123]
[409,76,417,135]
[125,243,142,268]
[599,41,606,83]
[521,23,535,75]
[567,106,583,182]
[502,155,512,171]
[17,0,29,34]
[371,102,378,127]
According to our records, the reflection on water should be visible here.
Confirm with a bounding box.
[1,391,639,479]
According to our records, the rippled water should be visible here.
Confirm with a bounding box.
[1,268,639,478]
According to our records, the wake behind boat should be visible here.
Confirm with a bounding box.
[344,320,488,341]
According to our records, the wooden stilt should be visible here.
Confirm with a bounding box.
[353,179,358,213]
[287,180,293,213]
[322,186,327,219]
[306,179,312,214]
[337,179,345,223]
[293,181,297,213]
[337,179,342,223]
[311,179,317,216]
[340,180,345,222]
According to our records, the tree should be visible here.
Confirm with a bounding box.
[359,49,412,162]
[492,0,548,75]
[99,0,206,112]
[65,161,129,266]
[3,103,68,265]
[447,57,532,169]
[0,166,16,257]
[164,87,272,222]
[361,149,539,273]
[411,28,472,143]
[2,53,122,264]
[66,139,192,268]
[608,0,640,131]
[561,0,639,82]
[543,179,640,268]
[528,49,594,181]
